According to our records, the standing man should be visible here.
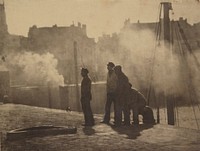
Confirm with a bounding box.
[101,62,118,124]
[80,68,95,126]
[114,65,130,126]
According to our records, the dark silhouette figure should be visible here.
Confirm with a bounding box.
[101,62,118,124]
[128,84,155,125]
[65,106,71,112]
[80,68,94,126]
[142,106,155,124]
[114,65,130,126]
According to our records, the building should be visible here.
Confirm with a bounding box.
[27,23,96,84]
[0,2,26,55]
[121,18,200,52]
[1,1,200,85]
[0,2,8,54]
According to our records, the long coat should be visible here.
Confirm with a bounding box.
[115,72,130,105]
[81,76,92,101]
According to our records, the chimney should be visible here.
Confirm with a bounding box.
[78,22,81,28]
[82,24,87,35]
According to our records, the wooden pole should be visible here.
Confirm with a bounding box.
[48,82,52,109]
[152,87,160,124]
[73,41,80,111]
[161,2,175,125]
[0,132,2,151]
[166,95,175,125]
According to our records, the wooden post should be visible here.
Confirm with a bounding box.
[166,95,175,125]
[48,82,52,109]
[152,87,160,124]
[162,2,172,43]
[73,41,80,111]
[0,132,2,151]
[161,2,175,125]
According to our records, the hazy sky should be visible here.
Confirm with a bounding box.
[2,0,200,39]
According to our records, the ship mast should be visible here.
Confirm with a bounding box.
[161,2,175,125]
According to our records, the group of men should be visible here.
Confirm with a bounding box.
[80,62,155,127]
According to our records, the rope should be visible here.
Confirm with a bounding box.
[171,21,180,126]
[146,3,162,105]
[174,23,187,127]
[174,22,200,130]
[177,22,200,70]
[177,21,200,112]
[174,98,180,126]
[174,22,196,127]
[170,21,179,125]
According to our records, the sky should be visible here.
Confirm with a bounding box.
[2,0,200,39]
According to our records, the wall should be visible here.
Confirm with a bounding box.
[0,71,10,102]
[9,82,107,114]
[66,82,106,113]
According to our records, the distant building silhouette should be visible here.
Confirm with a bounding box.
[0,2,8,34]
[120,18,200,51]
[0,2,8,53]
[1,3,200,84]
[27,23,96,84]
[0,2,26,54]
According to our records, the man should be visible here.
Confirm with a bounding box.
[114,65,130,126]
[80,68,94,126]
[101,62,118,124]
[128,84,155,125]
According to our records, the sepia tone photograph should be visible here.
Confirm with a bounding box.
[0,0,200,150]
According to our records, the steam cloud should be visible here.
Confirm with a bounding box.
[96,27,190,98]
[2,52,64,86]
[118,26,200,103]
[119,28,155,89]
[119,28,180,95]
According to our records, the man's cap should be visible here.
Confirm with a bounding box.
[81,68,89,74]
[107,62,115,68]
[114,65,122,71]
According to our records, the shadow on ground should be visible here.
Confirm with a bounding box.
[111,124,155,139]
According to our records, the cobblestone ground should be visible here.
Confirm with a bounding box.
[1,104,200,151]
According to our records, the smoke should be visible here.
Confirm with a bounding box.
[119,28,154,88]
[119,27,184,96]
[3,51,64,86]
[95,26,199,98]
[185,51,200,102]
[152,44,184,96]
